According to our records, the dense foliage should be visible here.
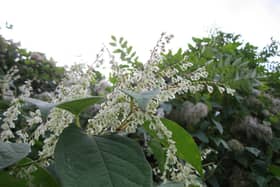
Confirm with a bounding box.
[162,31,280,187]
[0,29,279,187]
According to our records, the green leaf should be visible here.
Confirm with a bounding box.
[121,88,160,111]
[0,171,28,187]
[245,146,261,157]
[210,137,230,150]
[55,96,103,116]
[121,41,128,48]
[131,51,136,58]
[24,96,103,116]
[54,125,153,187]
[212,119,223,134]
[148,139,166,172]
[269,164,280,177]
[193,131,209,143]
[109,42,117,47]
[0,142,30,169]
[161,119,203,176]
[23,97,55,117]
[111,35,116,41]
[127,46,133,54]
[113,49,123,54]
[119,37,124,44]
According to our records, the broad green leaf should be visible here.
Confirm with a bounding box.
[54,125,153,187]
[161,119,203,176]
[24,96,103,116]
[24,97,55,116]
[55,96,103,116]
[158,182,184,187]
[269,164,280,177]
[121,88,160,111]
[0,171,28,187]
[0,142,30,169]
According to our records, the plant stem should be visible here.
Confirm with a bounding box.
[76,115,81,128]
[13,157,50,169]
[116,98,134,131]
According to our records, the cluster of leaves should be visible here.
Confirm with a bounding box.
[161,31,280,187]
[109,36,143,71]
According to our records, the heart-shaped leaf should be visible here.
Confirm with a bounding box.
[121,89,160,111]
[0,142,30,169]
[161,118,203,176]
[54,125,153,187]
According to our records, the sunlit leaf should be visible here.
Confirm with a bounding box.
[161,119,203,176]
[55,96,103,116]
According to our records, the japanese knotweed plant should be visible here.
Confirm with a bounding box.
[0,33,234,187]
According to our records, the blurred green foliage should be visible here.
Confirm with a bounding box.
[162,30,280,187]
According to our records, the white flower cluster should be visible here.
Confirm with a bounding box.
[1,64,95,162]
[37,109,73,159]
[86,37,216,186]
[0,79,33,142]
[33,64,95,160]
[0,98,21,141]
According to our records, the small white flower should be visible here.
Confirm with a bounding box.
[226,87,235,96]
[218,86,225,94]
[207,85,213,93]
